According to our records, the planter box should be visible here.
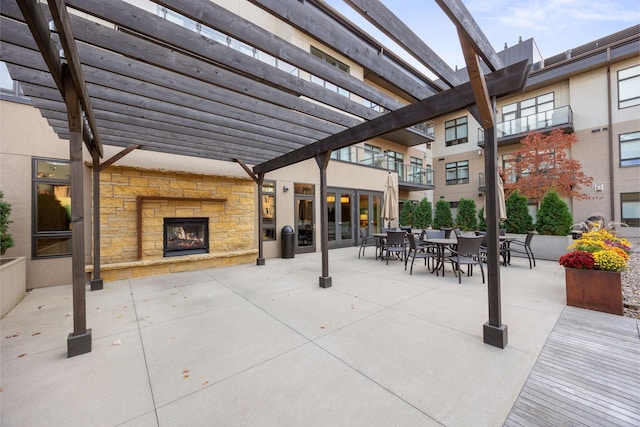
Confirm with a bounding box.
[1,256,27,318]
[508,233,572,261]
[564,267,623,315]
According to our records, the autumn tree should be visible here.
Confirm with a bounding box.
[503,129,593,200]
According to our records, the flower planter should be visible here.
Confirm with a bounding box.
[1,256,27,318]
[564,267,623,315]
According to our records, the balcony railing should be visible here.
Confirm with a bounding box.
[478,172,485,191]
[497,105,573,139]
[408,121,435,138]
[330,145,434,186]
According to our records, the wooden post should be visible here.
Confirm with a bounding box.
[316,152,331,288]
[90,154,103,290]
[64,65,92,357]
[256,172,265,265]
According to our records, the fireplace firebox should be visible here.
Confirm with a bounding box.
[163,217,209,257]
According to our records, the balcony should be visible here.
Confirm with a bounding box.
[383,120,436,147]
[479,106,574,146]
[330,146,434,191]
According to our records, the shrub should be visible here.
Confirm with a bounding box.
[503,189,534,234]
[535,191,573,236]
[399,201,415,227]
[413,198,432,229]
[433,199,453,230]
[0,191,15,256]
[477,207,486,231]
[455,198,477,231]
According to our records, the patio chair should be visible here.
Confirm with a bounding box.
[447,236,485,284]
[504,232,536,268]
[358,227,378,259]
[382,230,407,265]
[405,233,437,274]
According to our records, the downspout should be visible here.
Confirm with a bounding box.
[606,47,615,221]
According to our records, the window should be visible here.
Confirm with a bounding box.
[261,181,276,240]
[618,65,640,109]
[621,192,640,227]
[387,151,404,180]
[33,158,72,258]
[310,46,349,73]
[501,93,555,135]
[1,61,28,101]
[445,116,468,146]
[363,144,382,167]
[445,160,469,185]
[620,131,640,167]
[409,157,423,184]
[330,147,351,161]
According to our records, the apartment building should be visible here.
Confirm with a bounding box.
[427,26,639,236]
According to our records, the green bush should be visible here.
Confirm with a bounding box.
[433,199,453,230]
[535,190,573,235]
[455,198,478,231]
[0,191,15,256]
[503,190,534,234]
[413,198,432,229]
[477,207,486,231]
[399,201,415,227]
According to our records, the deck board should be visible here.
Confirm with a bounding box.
[505,306,640,426]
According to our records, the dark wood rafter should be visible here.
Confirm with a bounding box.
[254,60,530,174]
[458,29,493,129]
[435,0,504,72]
[247,0,438,100]
[74,0,406,113]
[99,144,141,171]
[345,0,462,88]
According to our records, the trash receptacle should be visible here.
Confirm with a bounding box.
[281,225,295,259]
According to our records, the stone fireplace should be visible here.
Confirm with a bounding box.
[163,217,209,257]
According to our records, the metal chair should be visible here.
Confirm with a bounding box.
[358,227,378,259]
[382,230,407,265]
[504,232,536,268]
[405,233,437,274]
[447,236,485,284]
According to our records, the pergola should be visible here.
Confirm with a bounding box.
[0,0,530,356]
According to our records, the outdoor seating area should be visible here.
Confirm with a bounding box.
[2,247,637,426]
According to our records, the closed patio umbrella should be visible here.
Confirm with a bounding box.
[382,173,398,228]
[484,167,507,222]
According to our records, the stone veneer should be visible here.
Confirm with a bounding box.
[89,165,257,281]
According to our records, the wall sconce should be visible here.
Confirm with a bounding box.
[477,149,483,156]
[283,185,289,192]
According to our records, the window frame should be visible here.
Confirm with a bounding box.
[619,131,640,167]
[621,192,640,227]
[261,181,276,241]
[444,116,468,146]
[445,160,469,185]
[618,65,640,109]
[32,157,72,259]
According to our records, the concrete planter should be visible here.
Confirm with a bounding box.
[564,268,623,315]
[508,233,572,261]
[1,256,26,318]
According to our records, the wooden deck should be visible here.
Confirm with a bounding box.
[505,306,640,426]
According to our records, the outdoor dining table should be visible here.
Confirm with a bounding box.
[424,238,457,276]
[499,236,517,266]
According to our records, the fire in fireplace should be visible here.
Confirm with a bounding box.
[163,217,209,257]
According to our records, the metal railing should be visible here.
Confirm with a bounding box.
[496,105,573,139]
[331,145,434,186]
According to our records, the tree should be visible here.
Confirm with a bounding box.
[503,129,593,200]
[433,199,453,230]
[477,207,486,231]
[399,201,415,227]
[455,198,477,231]
[0,191,15,256]
[503,189,534,234]
[536,190,574,236]
[413,198,432,229]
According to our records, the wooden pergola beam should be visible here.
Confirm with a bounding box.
[435,0,504,72]
[255,59,529,174]
[458,29,493,129]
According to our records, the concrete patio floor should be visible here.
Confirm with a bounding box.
[1,247,570,426]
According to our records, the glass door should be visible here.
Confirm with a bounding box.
[295,183,315,254]
[327,188,355,248]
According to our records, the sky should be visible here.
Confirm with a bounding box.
[323,0,640,78]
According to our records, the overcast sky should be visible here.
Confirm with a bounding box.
[324,0,640,77]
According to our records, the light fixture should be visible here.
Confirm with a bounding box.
[478,149,483,156]
[283,185,289,192]
[327,195,336,203]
